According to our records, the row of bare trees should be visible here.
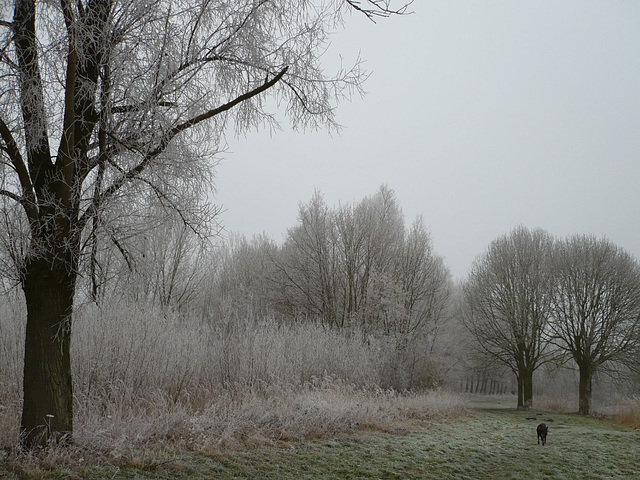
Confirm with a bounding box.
[462,226,640,414]
[197,186,453,388]
[275,187,451,333]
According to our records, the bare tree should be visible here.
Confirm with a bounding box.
[278,191,341,325]
[462,226,555,408]
[549,235,640,415]
[199,232,280,322]
[276,186,451,341]
[352,185,405,327]
[109,206,214,310]
[396,217,451,342]
[0,0,408,445]
[278,186,407,328]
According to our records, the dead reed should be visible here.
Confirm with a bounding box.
[0,297,466,460]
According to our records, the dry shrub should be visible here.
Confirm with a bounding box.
[612,396,640,429]
[1,380,467,472]
[535,393,633,416]
[535,395,576,413]
[0,296,465,458]
[0,295,25,449]
[70,377,467,455]
[0,397,20,447]
[71,300,384,398]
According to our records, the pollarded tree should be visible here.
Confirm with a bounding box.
[462,226,555,408]
[549,235,640,415]
[0,0,409,445]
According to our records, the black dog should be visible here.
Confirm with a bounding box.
[537,423,548,445]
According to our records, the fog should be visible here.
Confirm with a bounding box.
[216,0,640,279]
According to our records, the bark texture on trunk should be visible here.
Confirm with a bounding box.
[20,258,74,446]
[523,369,534,409]
[578,365,593,415]
[516,374,524,409]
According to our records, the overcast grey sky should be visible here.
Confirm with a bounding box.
[216,0,640,280]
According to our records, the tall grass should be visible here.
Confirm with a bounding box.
[71,299,384,396]
[533,391,640,430]
[0,296,465,455]
[535,395,577,413]
[613,396,640,429]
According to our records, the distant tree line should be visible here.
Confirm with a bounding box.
[73,205,640,414]
[83,185,453,389]
[461,226,640,414]
[6,164,636,417]
[63,204,640,414]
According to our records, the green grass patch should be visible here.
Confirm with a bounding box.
[3,403,639,479]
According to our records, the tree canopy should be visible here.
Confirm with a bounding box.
[462,226,554,408]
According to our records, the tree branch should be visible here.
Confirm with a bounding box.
[0,116,37,221]
[346,0,413,21]
[14,0,53,196]
[170,66,288,136]
[78,66,289,233]
[0,189,22,204]
[111,101,176,114]
[57,0,78,212]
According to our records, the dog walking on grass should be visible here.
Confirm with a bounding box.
[537,423,548,445]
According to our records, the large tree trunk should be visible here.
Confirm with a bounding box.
[21,257,75,447]
[516,374,524,409]
[578,364,593,415]
[523,369,534,409]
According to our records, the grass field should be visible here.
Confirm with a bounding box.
[2,397,639,479]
